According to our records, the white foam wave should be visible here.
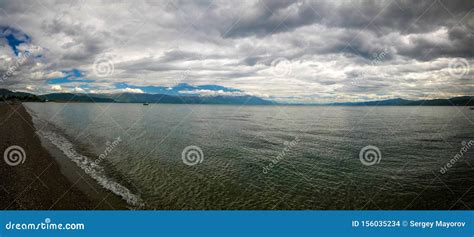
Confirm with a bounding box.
[38,130,144,208]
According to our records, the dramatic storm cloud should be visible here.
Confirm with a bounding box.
[0,0,472,102]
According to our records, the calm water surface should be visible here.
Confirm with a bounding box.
[25,103,474,209]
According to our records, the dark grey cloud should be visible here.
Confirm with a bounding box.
[222,0,473,62]
[0,0,472,102]
[222,0,321,38]
[222,0,473,37]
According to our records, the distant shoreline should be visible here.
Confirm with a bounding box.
[1,88,473,106]
[21,101,474,107]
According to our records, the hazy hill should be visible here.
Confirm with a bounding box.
[0,89,274,105]
[327,96,474,106]
[1,88,472,106]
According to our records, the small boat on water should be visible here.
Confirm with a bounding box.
[143,103,149,105]
[470,107,474,110]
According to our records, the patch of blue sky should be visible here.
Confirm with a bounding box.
[47,69,94,84]
[1,26,31,56]
[114,83,241,95]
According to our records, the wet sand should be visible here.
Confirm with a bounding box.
[0,102,122,210]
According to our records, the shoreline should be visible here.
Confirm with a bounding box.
[0,102,125,210]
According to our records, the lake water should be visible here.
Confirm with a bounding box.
[24,103,474,209]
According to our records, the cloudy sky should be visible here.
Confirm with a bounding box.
[0,0,472,103]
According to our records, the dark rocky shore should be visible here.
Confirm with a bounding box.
[0,102,117,209]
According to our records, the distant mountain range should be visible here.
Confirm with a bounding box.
[0,89,274,105]
[94,92,273,105]
[326,96,474,106]
[0,88,472,106]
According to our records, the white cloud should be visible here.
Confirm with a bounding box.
[25,85,35,91]
[0,0,472,102]
[73,87,85,93]
[46,71,66,79]
[50,85,63,91]
[121,88,144,94]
